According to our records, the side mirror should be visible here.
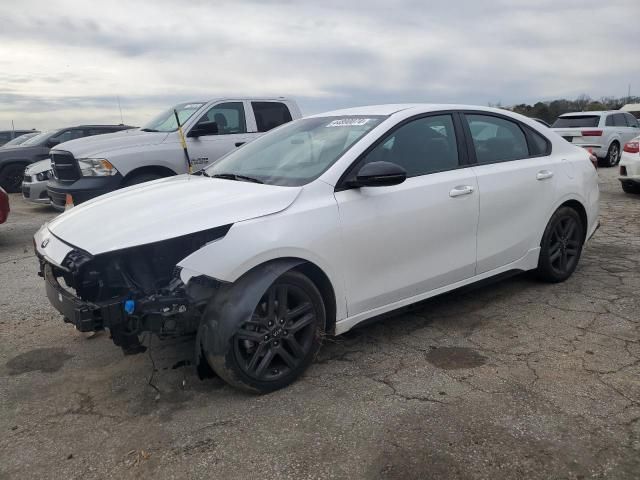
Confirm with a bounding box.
[47,138,60,148]
[352,161,407,187]
[188,121,218,137]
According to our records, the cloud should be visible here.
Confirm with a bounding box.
[0,0,638,129]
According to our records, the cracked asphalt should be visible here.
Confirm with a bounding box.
[1,167,639,479]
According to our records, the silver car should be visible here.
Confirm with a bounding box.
[22,159,53,205]
[552,111,640,167]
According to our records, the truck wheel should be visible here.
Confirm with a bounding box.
[207,270,325,393]
[123,172,164,187]
[536,207,584,283]
[621,182,640,194]
[0,163,27,193]
[600,142,620,168]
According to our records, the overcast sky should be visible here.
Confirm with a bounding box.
[0,0,638,130]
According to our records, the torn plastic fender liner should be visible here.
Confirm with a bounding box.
[195,258,304,363]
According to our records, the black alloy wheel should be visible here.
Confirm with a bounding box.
[209,270,325,393]
[536,207,584,283]
[605,142,620,167]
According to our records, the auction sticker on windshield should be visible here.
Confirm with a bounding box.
[326,118,373,127]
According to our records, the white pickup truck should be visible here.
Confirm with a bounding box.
[46,97,302,209]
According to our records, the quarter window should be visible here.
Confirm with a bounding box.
[358,114,459,177]
[252,102,293,132]
[465,114,529,164]
[623,113,638,127]
[197,102,247,134]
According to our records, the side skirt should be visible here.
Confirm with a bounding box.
[334,247,540,335]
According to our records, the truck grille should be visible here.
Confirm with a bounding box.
[51,151,80,181]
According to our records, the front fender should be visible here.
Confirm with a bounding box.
[195,258,304,362]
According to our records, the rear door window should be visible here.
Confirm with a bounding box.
[552,116,601,128]
[252,102,293,132]
[465,114,529,164]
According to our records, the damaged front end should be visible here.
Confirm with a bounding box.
[37,225,230,354]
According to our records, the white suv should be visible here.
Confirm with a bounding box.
[551,111,640,167]
[35,104,599,393]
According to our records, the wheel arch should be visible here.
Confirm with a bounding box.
[543,198,589,245]
[195,256,338,365]
[0,159,31,173]
[121,165,177,185]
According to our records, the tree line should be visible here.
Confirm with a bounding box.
[507,95,640,124]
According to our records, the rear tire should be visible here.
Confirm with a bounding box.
[207,270,325,393]
[0,163,27,193]
[536,207,585,283]
[621,182,640,194]
[599,142,620,168]
[123,172,164,187]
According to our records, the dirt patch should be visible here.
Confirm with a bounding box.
[425,347,486,370]
[6,348,73,375]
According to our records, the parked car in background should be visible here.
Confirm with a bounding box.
[0,131,40,148]
[551,111,639,167]
[621,103,640,120]
[0,129,38,147]
[35,104,599,393]
[0,186,9,224]
[46,97,301,210]
[619,135,640,194]
[22,159,53,205]
[0,125,134,193]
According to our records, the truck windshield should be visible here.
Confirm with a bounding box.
[20,130,54,146]
[141,102,205,132]
[204,116,386,187]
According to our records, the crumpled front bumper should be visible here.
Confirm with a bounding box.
[43,263,125,332]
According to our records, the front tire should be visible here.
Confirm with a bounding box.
[123,172,164,187]
[208,270,325,393]
[536,207,585,283]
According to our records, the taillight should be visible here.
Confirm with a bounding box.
[581,130,603,137]
[623,141,639,154]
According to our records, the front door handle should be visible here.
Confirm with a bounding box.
[449,185,474,197]
[235,142,245,147]
[536,170,554,180]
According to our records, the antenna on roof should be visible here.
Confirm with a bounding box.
[117,96,124,125]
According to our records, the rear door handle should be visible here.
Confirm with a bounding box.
[449,185,474,197]
[536,170,554,180]
[235,142,245,147]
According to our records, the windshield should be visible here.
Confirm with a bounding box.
[203,116,386,186]
[2,133,38,147]
[552,116,600,128]
[141,102,206,132]
[20,130,54,146]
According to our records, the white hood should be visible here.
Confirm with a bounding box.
[46,175,301,255]
[54,129,169,158]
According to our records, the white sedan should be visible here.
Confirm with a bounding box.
[34,104,599,393]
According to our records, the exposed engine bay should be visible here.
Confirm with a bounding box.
[37,225,230,354]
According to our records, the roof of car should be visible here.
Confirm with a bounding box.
[309,104,510,117]
[559,111,620,117]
